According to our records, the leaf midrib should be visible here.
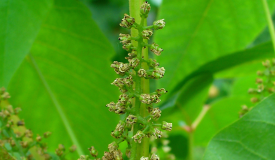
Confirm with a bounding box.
[29,54,84,156]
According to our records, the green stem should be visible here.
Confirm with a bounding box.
[191,105,210,130]
[130,0,149,159]
[262,0,275,54]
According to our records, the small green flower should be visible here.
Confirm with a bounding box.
[120,14,135,29]
[140,1,151,18]
[153,19,165,30]
[162,121,172,131]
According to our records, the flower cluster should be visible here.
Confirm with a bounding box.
[0,87,76,159]
[83,2,172,160]
[239,59,275,117]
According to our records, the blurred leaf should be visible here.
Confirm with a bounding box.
[231,74,258,98]
[194,97,249,146]
[204,93,275,160]
[168,132,188,160]
[0,0,53,87]
[0,147,14,160]
[161,42,273,109]
[161,74,213,125]
[8,0,118,157]
[216,61,263,78]
[155,0,275,92]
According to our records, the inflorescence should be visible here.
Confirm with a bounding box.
[239,59,275,117]
[83,2,172,160]
[0,87,76,159]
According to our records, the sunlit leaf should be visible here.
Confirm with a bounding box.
[0,0,53,87]
[155,0,275,92]
[204,93,275,160]
[8,0,119,158]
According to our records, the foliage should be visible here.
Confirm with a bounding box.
[1,0,275,159]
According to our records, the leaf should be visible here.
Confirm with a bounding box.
[8,0,119,157]
[203,93,275,160]
[155,0,275,92]
[194,96,250,146]
[161,41,273,108]
[161,73,213,125]
[0,0,53,87]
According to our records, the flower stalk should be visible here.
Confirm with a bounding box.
[82,1,171,159]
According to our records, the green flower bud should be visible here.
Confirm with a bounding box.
[128,58,140,68]
[108,142,118,152]
[115,101,126,114]
[78,155,89,160]
[142,29,153,39]
[123,43,134,51]
[250,97,259,103]
[153,19,165,30]
[69,145,77,152]
[111,61,130,75]
[262,60,270,68]
[256,78,263,84]
[150,43,163,56]
[124,75,134,87]
[152,128,162,139]
[133,130,145,143]
[127,51,137,59]
[119,94,129,104]
[140,94,151,104]
[120,14,135,29]
[118,33,131,44]
[106,102,116,112]
[150,153,160,160]
[138,69,147,77]
[162,121,172,131]
[114,150,123,160]
[148,59,159,68]
[150,94,161,103]
[248,88,258,94]
[103,151,114,159]
[141,157,149,160]
[151,108,161,120]
[88,146,98,157]
[140,1,151,18]
[126,115,137,124]
[156,88,167,96]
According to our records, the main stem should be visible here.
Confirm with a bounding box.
[130,0,150,159]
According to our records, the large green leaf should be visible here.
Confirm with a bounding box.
[204,93,275,160]
[0,0,53,87]
[161,41,273,108]
[8,0,119,157]
[155,0,275,92]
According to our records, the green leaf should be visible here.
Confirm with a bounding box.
[0,0,53,87]
[161,41,273,108]
[194,96,250,146]
[155,0,275,92]
[204,93,275,160]
[161,73,213,125]
[8,0,119,157]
